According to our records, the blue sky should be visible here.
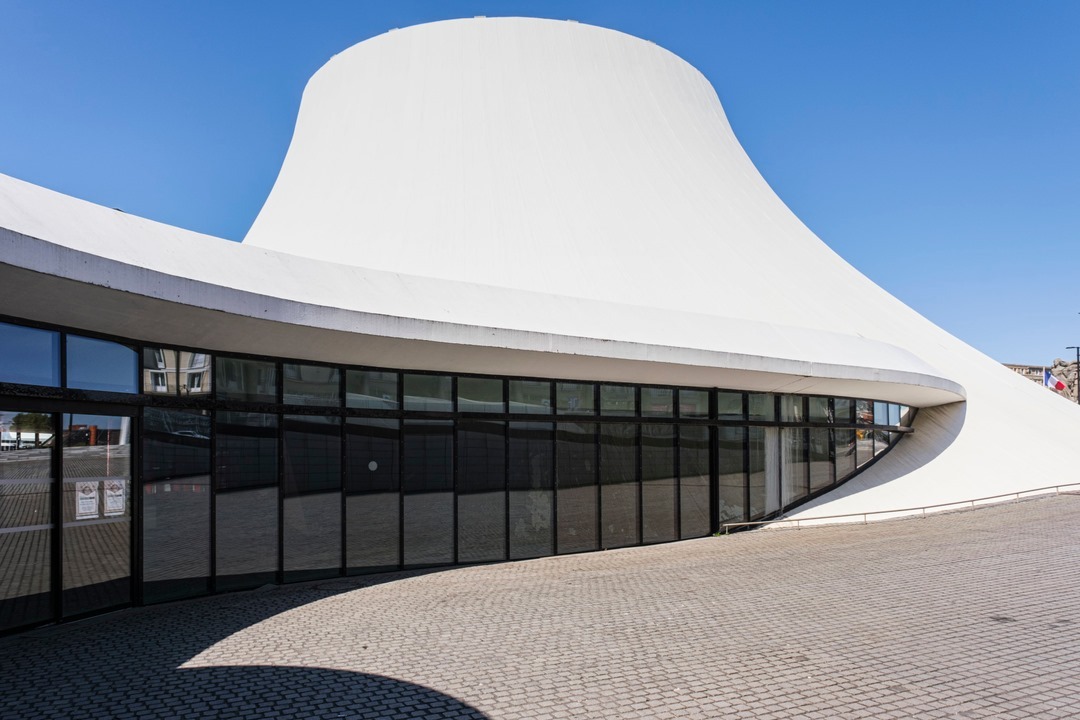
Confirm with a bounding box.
[1,1,1077,365]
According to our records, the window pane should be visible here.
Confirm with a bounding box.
[808,397,830,422]
[216,412,278,491]
[283,364,340,407]
[142,408,210,603]
[457,420,506,562]
[641,388,674,417]
[748,427,780,519]
[779,395,803,423]
[508,422,553,559]
[457,377,504,414]
[679,389,710,419]
[346,419,400,572]
[0,322,59,387]
[600,385,636,417]
[809,428,835,492]
[216,357,277,403]
[181,351,213,397]
[600,423,638,549]
[346,370,398,410]
[142,348,176,396]
[556,383,595,415]
[641,423,675,543]
[284,491,340,582]
[717,426,745,525]
[835,429,857,480]
[679,425,710,539]
[0,409,54,631]
[67,335,137,393]
[747,393,774,422]
[216,486,277,591]
[834,398,854,424]
[509,380,551,414]
[888,403,901,427]
[856,399,873,425]
[717,392,744,420]
[62,414,131,617]
[556,422,597,553]
[874,401,889,426]
[781,428,808,507]
[403,420,453,566]
[856,428,874,466]
[403,374,452,412]
[283,416,341,495]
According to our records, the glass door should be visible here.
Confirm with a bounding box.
[61,413,132,617]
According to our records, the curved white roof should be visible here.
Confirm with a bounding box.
[2,16,1079,517]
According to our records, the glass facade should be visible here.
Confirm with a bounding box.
[0,318,917,634]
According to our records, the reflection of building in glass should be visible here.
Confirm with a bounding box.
[2,17,1079,635]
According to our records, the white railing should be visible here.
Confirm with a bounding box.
[719,482,1080,534]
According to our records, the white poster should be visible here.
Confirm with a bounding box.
[104,479,126,517]
[76,481,99,520]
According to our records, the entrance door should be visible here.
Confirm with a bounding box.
[61,413,132,618]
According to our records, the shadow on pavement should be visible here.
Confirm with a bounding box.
[0,570,489,720]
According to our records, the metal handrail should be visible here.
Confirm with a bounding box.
[719,482,1080,534]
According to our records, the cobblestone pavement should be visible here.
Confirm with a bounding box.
[3,494,1080,719]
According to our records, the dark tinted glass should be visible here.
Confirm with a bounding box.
[679,389,710,419]
[283,364,340,406]
[509,380,551,414]
[346,370,398,410]
[283,415,341,495]
[717,426,746,525]
[403,420,453,565]
[62,413,131,617]
[457,420,506,562]
[216,357,277,403]
[641,423,675,543]
[641,387,674,417]
[556,383,595,415]
[679,425,710,538]
[0,409,53,631]
[142,408,210,603]
[216,412,278,491]
[600,423,638,549]
[345,419,400,572]
[67,335,137,393]
[284,491,341,582]
[508,422,553,559]
[0,322,59,387]
[142,348,176,396]
[457,377,504,414]
[556,422,597,553]
[216,486,277,591]
[600,385,636,416]
[404,374,452,412]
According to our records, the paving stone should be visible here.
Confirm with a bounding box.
[2,495,1079,718]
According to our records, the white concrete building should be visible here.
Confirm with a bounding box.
[1,18,1077,633]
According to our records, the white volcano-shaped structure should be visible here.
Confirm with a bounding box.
[2,17,1078,525]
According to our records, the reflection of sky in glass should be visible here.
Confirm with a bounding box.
[67,335,137,393]
[0,322,60,387]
